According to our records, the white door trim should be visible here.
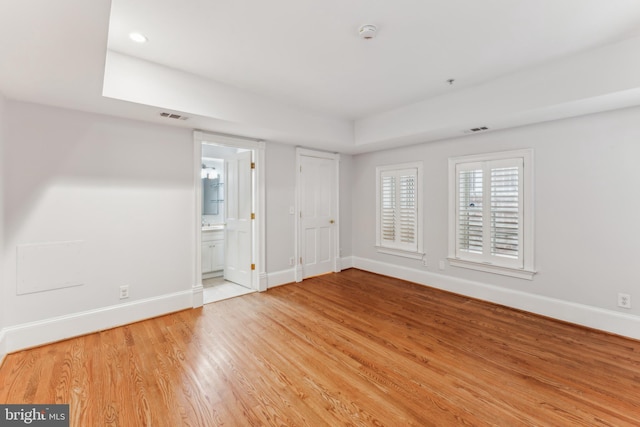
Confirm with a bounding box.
[193,131,266,306]
[295,147,341,282]
[193,140,204,307]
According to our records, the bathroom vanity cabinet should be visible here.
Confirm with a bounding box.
[202,228,224,275]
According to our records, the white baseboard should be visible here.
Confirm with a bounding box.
[267,268,296,288]
[2,289,195,355]
[340,256,354,269]
[202,271,223,279]
[192,284,204,308]
[352,256,640,341]
[267,259,354,289]
[259,272,268,292]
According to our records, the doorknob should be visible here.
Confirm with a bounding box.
[329,219,335,224]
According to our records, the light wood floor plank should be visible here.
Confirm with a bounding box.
[2,269,640,426]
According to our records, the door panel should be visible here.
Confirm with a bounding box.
[300,154,337,278]
[319,227,331,262]
[305,229,317,265]
[224,150,253,288]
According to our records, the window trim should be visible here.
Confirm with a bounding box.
[376,162,424,259]
[447,149,535,280]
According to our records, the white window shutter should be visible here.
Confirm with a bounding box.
[448,149,534,279]
[489,159,523,266]
[457,166,483,256]
[378,167,419,252]
[381,174,396,244]
[454,158,524,268]
[399,173,416,245]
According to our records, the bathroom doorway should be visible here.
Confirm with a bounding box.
[194,131,266,305]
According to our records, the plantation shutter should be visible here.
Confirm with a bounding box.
[489,158,523,266]
[399,173,416,245]
[457,163,484,257]
[380,173,396,244]
[455,158,523,267]
[449,149,533,278]
[380,168,418,251]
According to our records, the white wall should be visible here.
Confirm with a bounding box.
[0,101,353,352]
[4,96,636,352]
[339,154,353,263]
[264,143,353,285]
[351,106,640,339]
[265,142,296,278]
[0,93,6,364]
[2,101,196,351]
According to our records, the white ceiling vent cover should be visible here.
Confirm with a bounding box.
[463,126,489,134]
[160,112,189,120]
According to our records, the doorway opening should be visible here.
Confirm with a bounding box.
[193,131,266,306]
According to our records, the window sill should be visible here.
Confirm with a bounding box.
[447,257,536,280]
[377,247,424,260]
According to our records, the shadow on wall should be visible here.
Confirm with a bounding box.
[4,102,193,242]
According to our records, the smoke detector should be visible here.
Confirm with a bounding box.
[359,24,377,40]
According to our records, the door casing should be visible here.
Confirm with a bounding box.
[193,131,266,307]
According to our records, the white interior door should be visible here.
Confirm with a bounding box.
[224,150,253,288]
[300,153,338,279]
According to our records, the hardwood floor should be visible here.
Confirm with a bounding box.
[1,269,640,426]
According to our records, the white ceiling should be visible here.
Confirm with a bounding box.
[2,0,640,153]
[108,0,640,120]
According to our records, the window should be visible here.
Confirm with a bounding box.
[376,162,423,259]
[448,149,534,279]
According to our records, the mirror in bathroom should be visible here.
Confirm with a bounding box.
[202,177,223,215]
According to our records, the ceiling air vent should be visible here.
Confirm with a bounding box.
[160,112,188,120]
[463,126,489,134]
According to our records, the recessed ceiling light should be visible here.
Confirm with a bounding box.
[129,32,148,43]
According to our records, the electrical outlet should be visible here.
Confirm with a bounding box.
[119,285,129,299]
[289,257,294,266]
[438,260,446,271]
[618,293,631,309]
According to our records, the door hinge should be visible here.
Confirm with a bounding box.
[251,263,256,270]
[251,213,255,220]
[299,257,302,264]
[251,162,255,169]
